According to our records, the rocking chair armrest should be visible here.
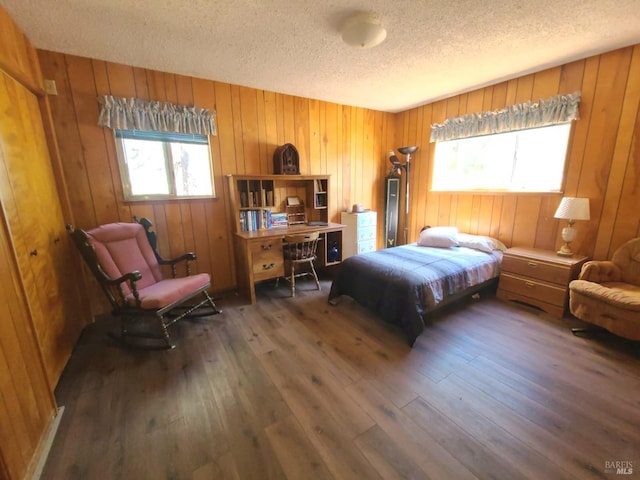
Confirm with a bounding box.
[158,252,197,266]
[104,270,143,286]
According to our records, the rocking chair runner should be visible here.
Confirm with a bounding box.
[67,219,221,349]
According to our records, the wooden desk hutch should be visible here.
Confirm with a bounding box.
[227,174,344,304]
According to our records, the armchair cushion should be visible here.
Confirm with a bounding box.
[577,261,621,283]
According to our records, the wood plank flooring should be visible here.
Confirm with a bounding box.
[42,278,640,479]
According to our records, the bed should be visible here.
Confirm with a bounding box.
[328,230,504,346]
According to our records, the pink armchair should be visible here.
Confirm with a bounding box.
[569,237,640,340]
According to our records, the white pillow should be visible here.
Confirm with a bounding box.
[457,233,507,253]
[417,226,459,248]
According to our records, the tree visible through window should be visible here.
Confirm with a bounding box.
[115,130,214,200]
[431,123,572,192]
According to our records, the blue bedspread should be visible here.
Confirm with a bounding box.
[328,244,502,345]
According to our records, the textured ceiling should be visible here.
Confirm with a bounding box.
[2,0,640,112]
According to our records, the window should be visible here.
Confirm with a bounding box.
[431,123,572,192]
[115,130,215,200]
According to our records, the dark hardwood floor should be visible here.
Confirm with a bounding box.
[42,278,640,479]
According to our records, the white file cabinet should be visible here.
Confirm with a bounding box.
[341,211,377,259]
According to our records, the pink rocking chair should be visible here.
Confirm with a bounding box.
[68,218,221,349]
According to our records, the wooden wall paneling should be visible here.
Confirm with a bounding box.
[608,50,640,255]
[320,102,328,175]
[505,78,518,106]
[573,48,632,258]
[293,97,314,174]
[164,72,178,103]
[132,66,149,99]
[175,74,193,105]
[263,91,278,171]
[326,102,340,221]
[146,69,167,101]
[355,108,366,207]
[372,110,384,244]
[466,89,484,114]
[406,107,423,241]
[38,51,96,230]
[282,94,296,156]
[309,99,321,174]
[453,195,469,233]
[481,85,494,110]
[531,68,561,100]
[193,77,235,289]
[563,57,599,201]
[415,104,432,232]
[214,82,238,176]
[498,195,517,247]
[477,196,493,235]
[514,74,535,103]
[92,59,132,224]
[165,203,186,260]
[341,106,352,213]
[533,196,560,251]
[490,82,507,110]
[489,196,503,239]
[239,86,261,174]
[230,85,246,174]
[255,90,269,174]
[511,196,542,248]
[67,57,121,226]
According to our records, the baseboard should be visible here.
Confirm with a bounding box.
[30,405,64,480]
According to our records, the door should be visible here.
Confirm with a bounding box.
[0,70,85,387]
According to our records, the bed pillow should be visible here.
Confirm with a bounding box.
[457,233,507,253]
[417,226,459,248]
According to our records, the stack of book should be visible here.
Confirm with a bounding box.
[271,212,288,228]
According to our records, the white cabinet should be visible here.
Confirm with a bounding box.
[341,211,377,259]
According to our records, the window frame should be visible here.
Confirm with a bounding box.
[115,129,216,202]
[430,122,574,194]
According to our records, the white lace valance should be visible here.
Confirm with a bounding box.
[430,92,580,143]
[97,95,217,136]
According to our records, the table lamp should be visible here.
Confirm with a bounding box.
[553,197,590,256]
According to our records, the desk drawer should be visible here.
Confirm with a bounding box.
[499,273,567,307]
[250,239,284,280]
[502,255,572,285]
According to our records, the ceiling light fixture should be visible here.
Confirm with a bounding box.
[341,12,387,49]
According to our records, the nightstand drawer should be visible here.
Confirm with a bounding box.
[499,273,567,307]
[356,211,377,227]
[357,239,376,254]
[357,225,376,242]
[502,255,572,285]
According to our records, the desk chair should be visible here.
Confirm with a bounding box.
[279,231,321,297]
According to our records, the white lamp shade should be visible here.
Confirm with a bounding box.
[554,197,590,221]
[341,13,387,49]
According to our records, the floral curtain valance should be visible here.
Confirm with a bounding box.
[430,91,581,143]
[97,95,217,136]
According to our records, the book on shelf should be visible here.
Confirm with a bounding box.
[239,209,274,232]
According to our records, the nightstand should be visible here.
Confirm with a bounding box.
[341,211,377,259]
[497,247,588,318]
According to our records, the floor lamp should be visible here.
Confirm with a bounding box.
[389,146,419,244]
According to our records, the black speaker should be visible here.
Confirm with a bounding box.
[384,176,401,247]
